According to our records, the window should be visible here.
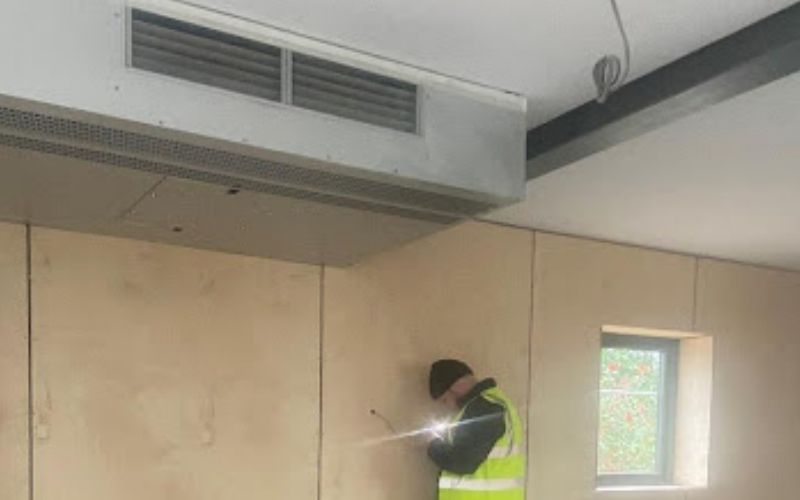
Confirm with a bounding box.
[597,334,679,487]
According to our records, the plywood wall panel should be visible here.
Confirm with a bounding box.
[322,221,533,500]
[530,233,696,500]
[694,259,800,500]
[31,228,320,500]
[0,222,28,500]
[674,336,713,488]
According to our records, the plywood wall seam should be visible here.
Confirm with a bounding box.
[25,224,33,500]
[692,257,699,330]
[317,264,325,500]
[525,230,536,500]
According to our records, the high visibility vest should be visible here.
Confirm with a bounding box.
[438,387,526,500]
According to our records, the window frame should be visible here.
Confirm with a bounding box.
[596,333,680,488]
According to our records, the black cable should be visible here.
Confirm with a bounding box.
[369,409,398,434]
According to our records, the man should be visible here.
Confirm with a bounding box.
[427,359,525,500]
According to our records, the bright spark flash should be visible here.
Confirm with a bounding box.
[360,413,500,447]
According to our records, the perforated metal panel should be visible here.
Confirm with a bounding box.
[291,53,418,133]
[130,9,283,101]
[0,106,481,224]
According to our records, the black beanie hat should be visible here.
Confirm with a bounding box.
[429,359,473,399]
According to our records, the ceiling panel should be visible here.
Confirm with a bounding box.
[0,145,161,229]
[120,176,444,265]
[486,73,800,270]
[0,145,446,266]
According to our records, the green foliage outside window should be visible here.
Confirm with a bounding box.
[598,347,662,474]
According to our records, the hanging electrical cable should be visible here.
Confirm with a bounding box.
[593,0,632,103]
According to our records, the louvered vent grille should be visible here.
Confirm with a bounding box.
[0,106,493,223]
[291,53,418,133]
[130,9,283,101]
[129,9,419,133]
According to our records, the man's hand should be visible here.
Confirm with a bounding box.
[418,429,443,451]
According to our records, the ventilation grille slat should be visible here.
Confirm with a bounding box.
[132,19,282,69]
[131,9,282,102]
[292,74,415,119]
[132,30,281,80]
[0,107,493,222]
[133,46,282,101]
[129,9,420,133]
[292,59,416,104]
[292,53,418,133]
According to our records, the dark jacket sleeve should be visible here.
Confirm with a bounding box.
[427,397,505,474]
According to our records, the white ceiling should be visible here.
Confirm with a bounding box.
[486,72,800,270]
[193,0,796,126]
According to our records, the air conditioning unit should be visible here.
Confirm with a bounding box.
[0,0,526,265]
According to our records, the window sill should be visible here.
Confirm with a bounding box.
[596,485,692,493]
